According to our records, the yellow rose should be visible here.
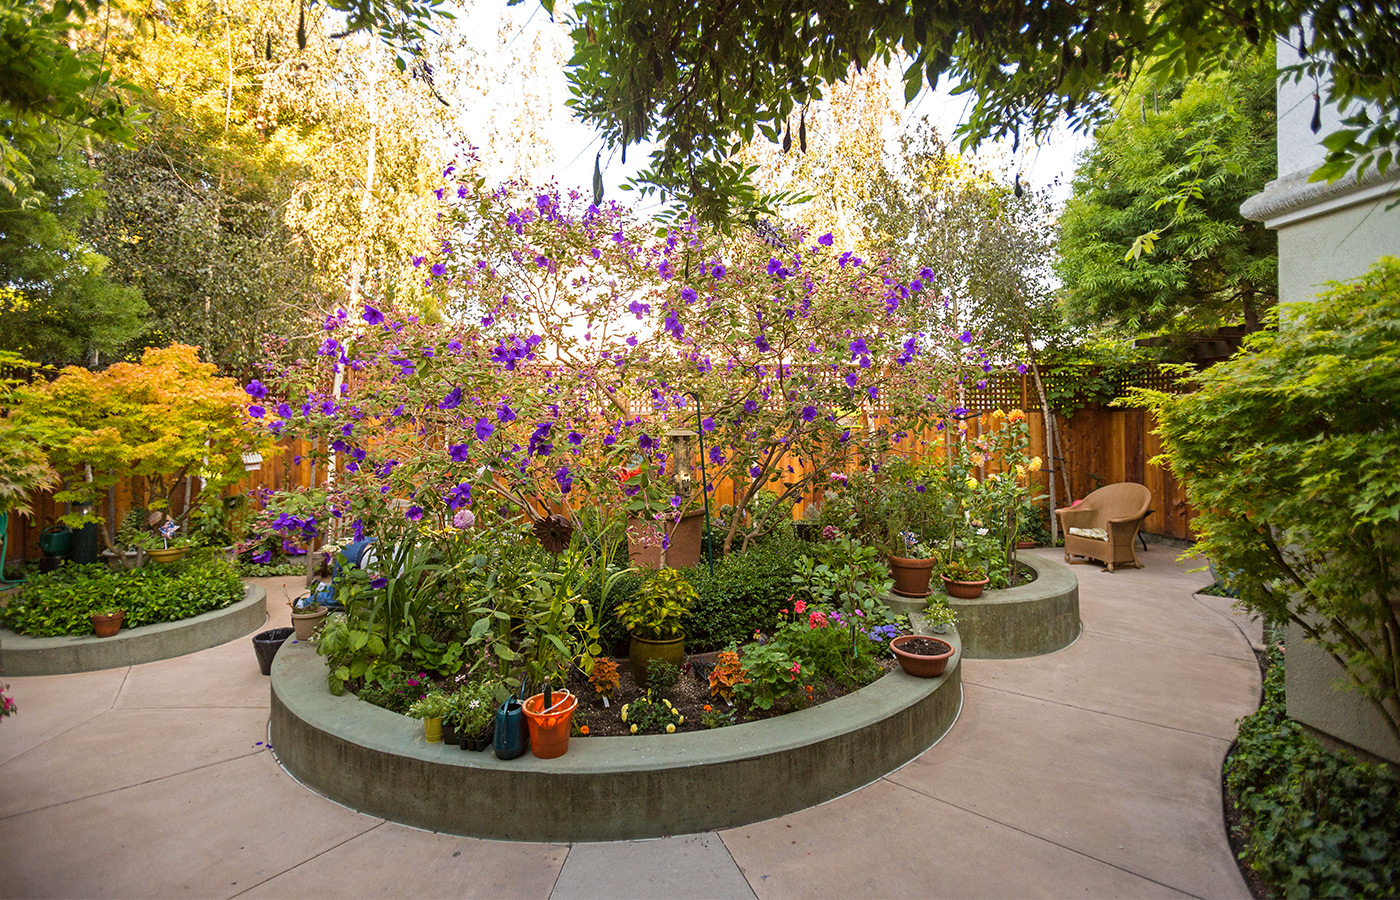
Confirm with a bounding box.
[1029,456,1043,472]
[992,407,1006,418]
[966,477,978,490]
[630,724,638,734]
[665,724,675,733]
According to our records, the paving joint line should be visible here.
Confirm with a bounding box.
[0,748,267,822]
[961,679,1235,742]
[1077,626,1255,662]
[715,832,761,900]
[884,779,1208,900]
[545,844,572,900]
[226,820,387,898]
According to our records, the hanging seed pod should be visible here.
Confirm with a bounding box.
[1014,173,1023,198]
[621,121,628,164]
[297,1,306,51]
[799,110,807,153]
[1310,92,1321,133]
[265,33,273,61]
[782,124,791,153]
[592,152,604,206]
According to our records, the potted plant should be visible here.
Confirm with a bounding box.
[890,634,956,677]
[443,684,496,751]
[290,594,330,641]
[615,568,697,688]
[408,691,449,744]
[940,555,989,599]
[144,518,190,565]
[90,607,125,638]
[886,527,936,598]
[922,599,958,635]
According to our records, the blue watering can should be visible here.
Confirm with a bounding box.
[494,682,530,760]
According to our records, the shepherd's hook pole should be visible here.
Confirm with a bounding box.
[684,391,715,577]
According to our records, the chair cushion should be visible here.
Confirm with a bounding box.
[1068,526,1109,541]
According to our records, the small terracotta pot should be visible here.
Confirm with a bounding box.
[291,606,329,641]
[90,610,125,638]
[888,555,935,598]
[942,575,989,600]
[890,634,956,678]
[628,633,685,688]
[1016,540,1037,550]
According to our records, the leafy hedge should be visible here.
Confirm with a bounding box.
[583,532,807,655]
[1227,645,1400,898]
[1,554,246,637]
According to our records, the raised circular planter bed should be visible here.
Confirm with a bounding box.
[269,634,963,842]
[887,556,1080,659]
[0,585,267,676]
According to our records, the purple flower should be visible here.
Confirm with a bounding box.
[251,551,272,564]
[638,433,655,451]
[680,287,697,303]
[711,264,726,279]
[363,305,384,325]
[449,443,470,462]
[475,418,495,442]
[867,386,879,400]
[755,334,771,352]
[959,331,973,343]
[700,417,715,432]
[801,405,818,422]
[405,506,424,522]
[447,339,463,353]
[743,399,760,414]
[245,380,268,400]
[848,337,869,358]
[709,446,725,464]
[248,405,265,418]
[496,403,516,424]
[567,431,583,446]
[817,233,834,246]
[670,495,682,508]
[439,387,463,410]
[1017,363,1028,374]
[749,464,762,478]
[555,466,574,494]
[276,403,293,418]
[370,576,388,590]
[845,372,859,388]
[430,263,447,277]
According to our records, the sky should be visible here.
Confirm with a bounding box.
[445,1,1091,217]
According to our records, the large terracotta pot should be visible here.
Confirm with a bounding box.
[888,555,935,598]
[626,512,706,570]
[890,634,956,678]
[942,576,989,600]
[628,632,685,688]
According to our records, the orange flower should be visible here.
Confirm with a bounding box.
[703,704,712,712]
[579,725,590,735]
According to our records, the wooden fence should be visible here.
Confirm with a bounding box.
[3,382,1194,563]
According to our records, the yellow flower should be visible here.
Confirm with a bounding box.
[630,724,638,734]
[992,407,1006,418]
[1029,456,1043,472]
[677,715,684,724]
[663,699,672,708]
[970,452,987,466]
[966,477,978,490]
[620,705,628,722]
[665,724,675,733]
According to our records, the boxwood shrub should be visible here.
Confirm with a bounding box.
[1,553,246,637]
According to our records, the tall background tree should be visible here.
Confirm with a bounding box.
[1055,53,1277,343]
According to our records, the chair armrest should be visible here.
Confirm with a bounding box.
[1106,514,1148,526]
[1056,507,1096,526]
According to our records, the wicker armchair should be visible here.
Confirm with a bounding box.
[1055,483,1153,572]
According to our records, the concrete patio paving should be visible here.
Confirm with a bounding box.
[0,549,1262,899]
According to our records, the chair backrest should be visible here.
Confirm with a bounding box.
[1083,482,1152,523]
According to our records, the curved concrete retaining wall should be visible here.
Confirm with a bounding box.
[270,636,962,842]
[0,585,266,675]
[949,557,1079,658]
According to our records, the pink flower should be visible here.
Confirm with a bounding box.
[789,663,802,674]
[793,599,807,614]
[809,611,829,628]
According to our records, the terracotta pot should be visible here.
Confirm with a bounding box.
[90,610,125,638]
[628,632,686,688]
[523,691,578,759]
[626,512,706,570]
[1015,540,1037,550]
[942,575,989,600]
[291,605,329,641]
[145,546,189,565]
[890,634,956,678]
[888,555,935,598]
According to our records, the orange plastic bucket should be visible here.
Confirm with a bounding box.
[523,691,578,759]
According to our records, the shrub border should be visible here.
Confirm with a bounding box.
[0,585,266,675]
[270,631,963,842]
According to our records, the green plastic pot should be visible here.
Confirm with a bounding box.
[628,632,685,689]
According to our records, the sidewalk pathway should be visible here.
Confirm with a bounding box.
[0,550,1262,899]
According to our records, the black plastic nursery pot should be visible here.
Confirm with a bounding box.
[253,627,295,676]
